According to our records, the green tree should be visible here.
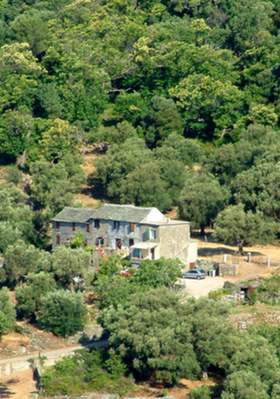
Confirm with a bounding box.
[71,231,87,249]
[0,287,16,331]
[1,240,42,286]
[141,96,183,147]
[39,290,87,337]
[161,133,203,166]
[0,312,11,341]
[231,161,280,221]
[178,173,229,234]
[131,258,182,289]
[38,118,80,162]
[0,109,35,162]
[184,297,239,373]
[0,183,35,244]
[10,13,50,56]
[120,162,172,211]
[51,246,91,290]
[213,204,278,245]
[228,334,280,394]
[15,272,56,319]
[170,74,244,140]
[101,288,200,383]
[97,254,127,277]
[94,275,137,309]
[4,166,21,185]
[0,222,23,254]
[103,121,138,144]
[30,159,85,217]
[221,370,270,399]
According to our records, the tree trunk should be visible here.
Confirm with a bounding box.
[200,224,205,236]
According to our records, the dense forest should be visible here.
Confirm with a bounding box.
[1,0,280,246]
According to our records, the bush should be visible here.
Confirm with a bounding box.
[189,385,211,399]
[39,290,87,337]
[41,349,135,397]
[208,288,232,300]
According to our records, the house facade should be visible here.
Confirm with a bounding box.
[52,204,197,270]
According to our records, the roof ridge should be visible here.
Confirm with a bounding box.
[102,203,155,210]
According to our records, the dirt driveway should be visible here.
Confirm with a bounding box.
[180,277,227,297]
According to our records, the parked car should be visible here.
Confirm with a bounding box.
[182,269,206,280]
[195,268,206,277]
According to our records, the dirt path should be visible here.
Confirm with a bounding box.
[0,340,108,368]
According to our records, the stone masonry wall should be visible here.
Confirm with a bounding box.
[219,263,239,277]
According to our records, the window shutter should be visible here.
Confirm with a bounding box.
[146,228,150,239]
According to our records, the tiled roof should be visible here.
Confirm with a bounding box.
[94,203,155,223]
[52,207,96,223]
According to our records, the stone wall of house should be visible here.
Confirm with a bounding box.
[158,223,190,267]
[218,263,239,277]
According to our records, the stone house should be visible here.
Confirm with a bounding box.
[52,203,197,269]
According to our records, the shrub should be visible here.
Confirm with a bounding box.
[189,385,211,399]
[208,288,232,300]
[41,349,135,397]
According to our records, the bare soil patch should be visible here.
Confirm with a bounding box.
[195,233,280,282]
[0,369,37,399]
[81,149,99,178]
[73,193,99,208]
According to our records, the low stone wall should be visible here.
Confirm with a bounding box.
[218,263,239,277]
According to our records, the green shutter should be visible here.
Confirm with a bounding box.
[146,228,150,239]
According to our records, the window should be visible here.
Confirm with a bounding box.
[114,221,119,230]
[94,219,100,229]
[56,235,60,245]
[130,223,135,232]
[72,222,76,231]
[86,223,90,232]
[147,228,156,239]
[56,221,60,229]
[129,239,134,246]
[132,249,141,258]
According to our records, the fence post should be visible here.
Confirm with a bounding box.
[247,252,251,263]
